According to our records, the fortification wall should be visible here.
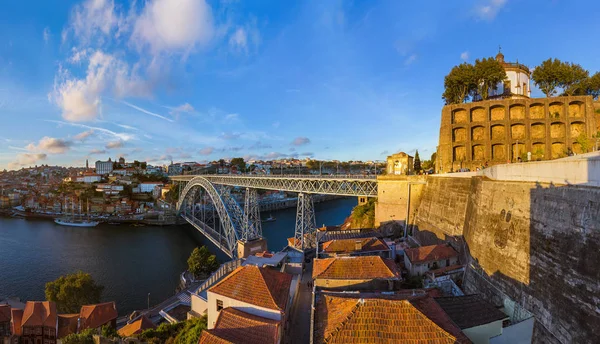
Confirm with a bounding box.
[411,175,600,343]
[374,175,425,228]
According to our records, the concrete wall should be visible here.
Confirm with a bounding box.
[463,320,503,344]
[374,175,425,228]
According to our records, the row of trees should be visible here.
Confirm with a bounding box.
[532,58,600,98]
[413,151,436,174]
[442,58,507,104]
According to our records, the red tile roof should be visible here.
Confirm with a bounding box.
[0,305,10,323]
[321,237,390,254]
[312,256,400,280]
[405,244,459,264]
[198,307,280,344]
[118,316,156,337]
[314,293,471,343]
[209,266,293,311]
[79,302,118,330]
[22,301,57,328]
[11,309,23,336]
[57,314,79,338]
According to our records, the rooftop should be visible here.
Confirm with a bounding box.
[314,293,471,343]
[79,302,118,330]
[312,256,400,280]
[118,316,156,337]
[434,295,508,329]
[22,301,57,328]
[321,236,390,254]
[57,314,79,338]
[0,305,11,323]
[199,307,280,344]
[405,244,459,265]
[209,265,293,311]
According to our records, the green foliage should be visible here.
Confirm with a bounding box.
[351,198,376,228]
[45,272,103,313]
[413,150,422,173]
[164,184,179,203]
[137,316,207,344]
[442,62,476,104]
[473,57,507,100]
[101,324,119,339]
[532,58,563,97]
[61,328,95,344]
[187,247,219,279]
[139,321,185,344]
[171,316,208,344]
[586,72,600,100]
[559,62,589,96]
[135,173,168,183]
[230,157,246,172]
[576,133,591,153]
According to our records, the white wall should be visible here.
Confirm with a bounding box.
[207,290,281,329]
[463,320,504,344]
[505,70,530,96]
[489,317,534,344]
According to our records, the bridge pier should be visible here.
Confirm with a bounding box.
[294,193,316,250]
[242,188,262,241]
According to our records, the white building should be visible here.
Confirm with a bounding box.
[403,244,459,277]
[139,182,163,193]
[493,51,531,99]
[95,159,114,175]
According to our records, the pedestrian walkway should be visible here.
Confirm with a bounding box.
[286,261,313,344]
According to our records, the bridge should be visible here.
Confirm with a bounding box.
[170,174,377,258]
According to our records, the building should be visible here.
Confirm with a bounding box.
[386,152,413,175]
[78,302,118,331]
[312,256,400,291]
[483,51,531,100]
[19,301,58,344]
[206,265,293,333]
[437,94,600,172]
[199,307,281,344]
[117,316,155,338]
[435,295,511,344]
[313,292,471,343]
[139,182,163,193]
[319,237,391,258]
[404,244,459,276]
[0,305,11,338]
[95,159,113,175]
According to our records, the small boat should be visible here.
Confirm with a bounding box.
[262,214,276,222]
[54,218,100,227]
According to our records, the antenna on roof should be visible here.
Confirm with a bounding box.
[498,44,502,54]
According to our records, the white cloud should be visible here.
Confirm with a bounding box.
[404,54,417,66]
[8,153,47,169]
[74,130,95,141]
[26,137,72,154]
[67,0,121,44]
[169,103,194,114]
[131,0,214,54]
[121,101,173,122]
[43,27,51,43]
[220,132,241,140]
[474,0,508,21]
[45,120,136,142]
[68,47,90,64]
[228,17,261,54]
[229,28,248,52]
[460,51,470,61]
[199,147,214,155]
[291,137,310,146]
[90,149,107,155]
[106,140,124,149]
[224,113,239,122]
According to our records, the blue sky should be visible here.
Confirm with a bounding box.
[1,0,599,170]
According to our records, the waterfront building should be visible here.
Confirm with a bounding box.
[78,302,118,331]
[318,237,391,258]
[386,152,413,175]
[18,301,58,344]
[199,307,280,344]
[95,159,114,175]
[117,316,155,337]
[312,256,400,291]
[206,265,294,332]
[313,292,471,343]
[404,244,459,277]
[0,305,11,338]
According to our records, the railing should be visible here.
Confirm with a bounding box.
[180,172,377,180]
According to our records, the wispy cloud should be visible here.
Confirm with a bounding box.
[474,0,508,21]
[404,54,417,66]
[121,101,174,122]
[106,140,124,149]
[43,27,51,43]
[74,130,95,141]
[460,51,469,61]
[291,137,310,146]
[45,120,136,142]
[26,137,72,154]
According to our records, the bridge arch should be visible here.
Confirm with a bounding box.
[177,176,243,258]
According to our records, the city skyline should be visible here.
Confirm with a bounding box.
[1,0,600,170]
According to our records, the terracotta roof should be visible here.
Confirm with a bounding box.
[57,314,79,338]
[321,237,390,254]
[198,307,280,344]
[22,301,57,328]
[11,309,23,335]
[312,256,400,280]
[314,293,471,344]
[79,302,118,330]
[118,315,156,337]
[0,305,10,323]
[209,265,293,311]
[405,244,458,264]
[427,264,465,277]
[434,295,508,329]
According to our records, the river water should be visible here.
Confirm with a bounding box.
[0,197,356,315]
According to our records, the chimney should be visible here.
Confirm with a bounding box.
[355,240,362,251]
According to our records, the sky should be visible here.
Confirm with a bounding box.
[1,0,599,170]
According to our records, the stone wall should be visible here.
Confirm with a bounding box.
[374,175,425,228]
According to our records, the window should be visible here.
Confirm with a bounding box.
[216,299,223,311]
[446,259,450,266]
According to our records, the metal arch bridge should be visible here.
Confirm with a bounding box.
[172,174,378,258]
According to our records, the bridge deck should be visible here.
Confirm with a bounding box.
[170,175,378,197]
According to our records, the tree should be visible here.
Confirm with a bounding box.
[187,247,219,279]
[585,72,600,99]
[45,272,104,313]
[442,63,476,104]
[559,62,589,96]
[230,158,246,172]
[171,316,207,344]
[61,328,95,344]
[413,150,422,173]
[473,57,506,100]
[576,133,591,153]
[532,58,563,97]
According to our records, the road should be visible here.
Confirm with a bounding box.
[286,261,313,344]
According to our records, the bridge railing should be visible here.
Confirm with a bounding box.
[180,172,377,180]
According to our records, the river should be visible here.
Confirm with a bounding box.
[0,197,356,315]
